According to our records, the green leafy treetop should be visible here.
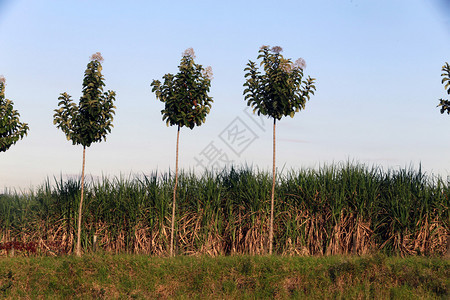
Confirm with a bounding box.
[244,45,316,120]
[151,48,213,129]
[438,62,450,114]
[53,52,116,147]
[0,75,29,152]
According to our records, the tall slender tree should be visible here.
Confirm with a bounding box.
[436,62,450,257]
[0,76,29,152]
[438,62,450,113]
[53,52,116,257]
[151,48,213,256]
[243,45,316,254]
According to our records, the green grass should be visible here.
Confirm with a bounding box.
[0,254,447,299]
[0,163,448,256]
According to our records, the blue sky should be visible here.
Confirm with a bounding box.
[0,0,449,191]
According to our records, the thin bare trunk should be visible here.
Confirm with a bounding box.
[446,234,450,258]
[269,118,276,255]
[76,146,86,257]
[170,125,180,257]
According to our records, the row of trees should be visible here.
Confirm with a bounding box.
[1,48,449,256]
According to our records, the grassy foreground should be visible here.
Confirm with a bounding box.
[0,254,448,299]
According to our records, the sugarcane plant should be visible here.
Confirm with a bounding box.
[0,76,29,152]
[151,48,213,256]
[438,62,450,114]
[53,52,116,257]
[243,45,316,254]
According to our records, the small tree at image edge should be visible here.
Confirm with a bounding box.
[438,62,450,114]
[0,76,29,152]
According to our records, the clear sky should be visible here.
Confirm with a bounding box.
[0,0,449,191]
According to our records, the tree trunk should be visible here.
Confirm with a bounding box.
[170,125,180,257]
[76,146,86,257]
[446,234,450,258]
[269,118,276,255]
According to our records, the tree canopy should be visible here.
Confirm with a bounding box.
[244,45,316,120]
[151,48,213,129]
[53,52,116,147]
[0,76,29,152]
[438,62,450,114]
